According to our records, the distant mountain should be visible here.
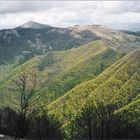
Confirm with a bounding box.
[68,25,140,52]
[0,21,140,65]
[0,22,140,65]
[0,24,99,64]
[18,21,51,29]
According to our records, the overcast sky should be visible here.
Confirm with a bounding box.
[0,1,140,30]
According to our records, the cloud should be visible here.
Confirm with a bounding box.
[0,1,54,14]
[0,1,140,29]
[116,1,140,13]
[1,1,139,15]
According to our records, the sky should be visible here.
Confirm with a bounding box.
[0,1,140,30]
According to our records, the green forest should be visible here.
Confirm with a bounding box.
[0,22,140,140]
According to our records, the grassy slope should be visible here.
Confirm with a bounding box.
[0,40,122,107]
[0,57,39,107]
[39,40,122,103]
[0,58,38,88]
[48,49,140,125]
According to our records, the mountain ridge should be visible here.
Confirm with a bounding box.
[48,48,140,126]
[0,22,140,65]
[17,21,51,29]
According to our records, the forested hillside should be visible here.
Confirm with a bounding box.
[0,23,140,140]
[0,40,123,106]
[48,49,140,139]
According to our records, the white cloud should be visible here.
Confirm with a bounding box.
[0,1,140,29]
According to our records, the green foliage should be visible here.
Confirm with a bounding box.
[1,25,140,139]
[0,57,39,107]
[0,40,123,108]
[48,49,140,137]
[115,95,140,127]
[39,41,122,103]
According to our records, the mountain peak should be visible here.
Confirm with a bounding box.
[18,21,51,29]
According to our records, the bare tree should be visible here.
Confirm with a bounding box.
[13,69,37,139]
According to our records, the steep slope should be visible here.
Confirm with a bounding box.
[40,44,122,103]
[115,93,140,127]
[0,40,122,107]
[48,49,140,126]
[0,57,39,107]
[34,40,122,103]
